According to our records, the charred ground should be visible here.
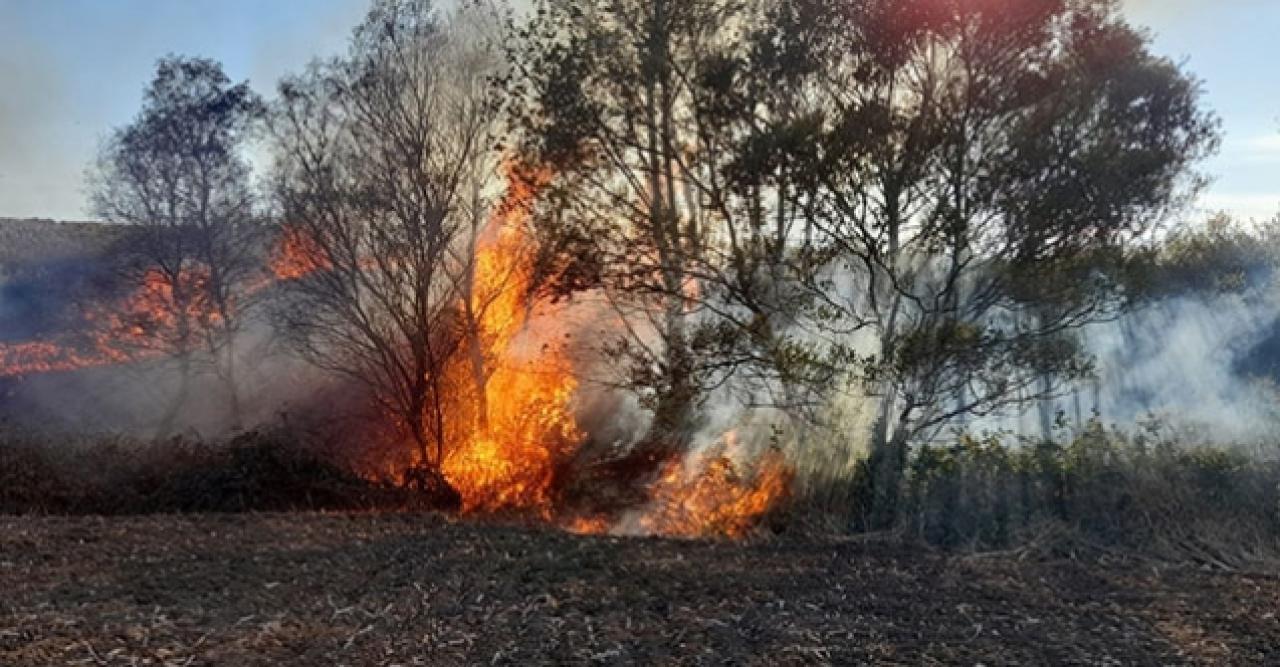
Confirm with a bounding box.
[1,512,1277,666]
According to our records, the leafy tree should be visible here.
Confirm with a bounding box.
[759,0,1218,525]
[90,55,265,434]
[1145,213,1280,296]
[513,0,835,463]
[517,0,1216,524]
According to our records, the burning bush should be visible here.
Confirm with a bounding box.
[626,448,793,539]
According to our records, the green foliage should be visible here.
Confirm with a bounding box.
[892,422,1280,563]
[1140,214,1280,297]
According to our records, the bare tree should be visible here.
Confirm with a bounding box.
[268,0,505,479]
[89,55,265,435]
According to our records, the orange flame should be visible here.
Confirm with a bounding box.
[0,340,131,377]
[0,265,230,378]
[621,432,792,539]
[271,226,330,280]
[93,267,225,348]
[440,163,584,514]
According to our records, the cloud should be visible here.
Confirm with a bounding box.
[1197,193,1280,221]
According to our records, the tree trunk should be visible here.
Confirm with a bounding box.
[1037,372,1055,442]
[223,341,243,432]
[156,354,193,439]
[407,409,432,470]
[867,402,910,530]
[651,306,694,443]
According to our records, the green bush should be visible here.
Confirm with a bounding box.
[894,421,1280,564]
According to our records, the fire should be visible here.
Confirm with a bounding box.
[0,266,225,378]
[1,225,318,380]
[440,163,584,514]
[563,515,612,535]
[0,340,130,377]
[271,226,330,280]
[92,267,225,349]
[629,440,792,539]
[358,162,794,536]
[0,164,796,540]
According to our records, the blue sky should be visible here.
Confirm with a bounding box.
[0,0,1276,222]
[1125,0,1279,222]
[0,0,366,220]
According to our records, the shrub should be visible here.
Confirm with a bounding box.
[893,421,1280,565]
[0,426,438,516]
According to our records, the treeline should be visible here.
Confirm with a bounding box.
[79,0,1243,532]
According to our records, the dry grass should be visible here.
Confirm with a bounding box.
[2,513,1278,665]
[789,421,1280,568]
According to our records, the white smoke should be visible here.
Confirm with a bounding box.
[979,288,1280,443]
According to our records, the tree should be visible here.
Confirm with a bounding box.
[90,55,265,434]
[268,0,505,477]
[758,0,1218,525]
[517,0,1216,523]
[513,0,833,462]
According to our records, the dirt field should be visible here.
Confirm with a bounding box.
[1,514,1277,665]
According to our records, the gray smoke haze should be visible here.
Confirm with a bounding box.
[1038,291,1280,441]
[951,286,1280,447]
[1,320,331,440]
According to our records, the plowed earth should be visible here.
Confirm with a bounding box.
[1,514,1276,665]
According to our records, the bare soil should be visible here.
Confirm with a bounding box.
[1,513,1277,665]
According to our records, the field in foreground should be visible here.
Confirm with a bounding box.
[1,514,1277,665]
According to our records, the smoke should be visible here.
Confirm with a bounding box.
[0,315,327,439]
[972,287,1280,444]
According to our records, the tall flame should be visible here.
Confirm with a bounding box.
[441,163,584,514]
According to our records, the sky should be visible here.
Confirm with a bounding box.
[0,0,1276,222]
